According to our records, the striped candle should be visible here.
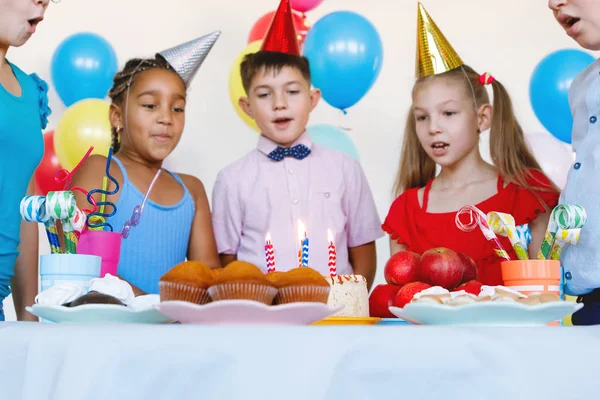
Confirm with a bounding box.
[327,229,337,277]
[297,219,309,268]
[265,232,276,273]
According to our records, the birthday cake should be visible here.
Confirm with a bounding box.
[326,275,369,317]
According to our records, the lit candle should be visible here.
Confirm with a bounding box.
[328,229,337,277]
[297,219,309,268]
[265,232,275,273]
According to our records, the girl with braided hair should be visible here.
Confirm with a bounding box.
[71,33,222,295]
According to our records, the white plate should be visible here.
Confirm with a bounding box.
[154,300,343,325]
[388,301,583,326]
[26,304,174,324]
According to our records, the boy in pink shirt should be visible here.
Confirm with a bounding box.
[212,0,383,288]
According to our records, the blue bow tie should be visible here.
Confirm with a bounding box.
[267,144,311,161]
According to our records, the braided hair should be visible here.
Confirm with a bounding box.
[107,56,179,153]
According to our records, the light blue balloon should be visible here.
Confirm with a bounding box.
[529,49,595,144]
[308,124,360,161]
[51,32,118,107]
[303,11,383,112]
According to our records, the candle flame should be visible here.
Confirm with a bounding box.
[265,232,271,242]
[328,229,334,244]
[297,219,306,241]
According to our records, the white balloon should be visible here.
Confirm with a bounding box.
[525,132,575,189]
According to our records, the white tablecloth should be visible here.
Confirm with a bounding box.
[1,322,599,400]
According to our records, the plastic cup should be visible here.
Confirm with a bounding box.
[40,254,102,292]
[501,259,563,326]
[77,230,122,277]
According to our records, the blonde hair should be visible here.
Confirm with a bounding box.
[393,65,558,209]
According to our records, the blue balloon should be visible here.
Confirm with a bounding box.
[51,32,118,107]
[529,49,595,144]
[308,124,360,161]
[303,11,383,112]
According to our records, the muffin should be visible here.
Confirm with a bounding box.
[159,261,215,305]
[208,261,277,305]
[270,267,330,304]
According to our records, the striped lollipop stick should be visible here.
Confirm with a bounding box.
[550,228,581,261]
[46,191,77,254]
[456,205,511,261]
[487,212,529,260]
[20,195,61,254]
[538,204,587,260]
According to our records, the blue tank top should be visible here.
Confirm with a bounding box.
[0,61,46,300]
[107,157,195,294]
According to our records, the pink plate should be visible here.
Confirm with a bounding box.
[154,300,343,325]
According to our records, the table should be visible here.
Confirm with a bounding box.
[1,322,599,400]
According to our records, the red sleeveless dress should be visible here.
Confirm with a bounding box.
[382,170,559,285]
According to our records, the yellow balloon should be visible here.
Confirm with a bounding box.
[228,40,262,133]
[54,99,112,170]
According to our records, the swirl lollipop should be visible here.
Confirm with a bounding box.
[538,204,587,259]
[487,212,529,260]
[456,205,511,261]
[45,191,77,253]
[20,195,61,254]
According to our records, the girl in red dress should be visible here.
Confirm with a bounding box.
[383,6,560,285]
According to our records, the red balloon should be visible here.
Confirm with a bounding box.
[34,131,64,195]
[248,10,310,49]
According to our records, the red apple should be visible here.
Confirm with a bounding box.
[384,251,421,286]
[369,284,402,318]
[393,282,432,308]
[458,252,478,283]
[453,280,483,296]
[420,247,463,290]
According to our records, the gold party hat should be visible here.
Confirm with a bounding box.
[416,3,463,78]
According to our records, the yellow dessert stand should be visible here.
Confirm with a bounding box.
[312,316,381,326]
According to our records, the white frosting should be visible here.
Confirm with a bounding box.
[448,293,477,306]
[326,275,369,317]
[129,294,161,311]
[89,274,135,305]
[413,286,450,299]
[35,283,86,305]
[479,285,526,299]
[450,290,476,299]
[413,296,443,305]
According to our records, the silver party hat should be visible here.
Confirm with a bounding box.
[157,30,221,87]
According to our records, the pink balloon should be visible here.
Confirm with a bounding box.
[525,132,575,189]
[291,0,324,13]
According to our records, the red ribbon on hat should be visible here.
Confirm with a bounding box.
[479,72,495,85]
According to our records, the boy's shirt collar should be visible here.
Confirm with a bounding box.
[257,130,313,157]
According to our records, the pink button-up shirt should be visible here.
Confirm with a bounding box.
[212,131,383,275]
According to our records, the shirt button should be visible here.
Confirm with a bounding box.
[565,271,572,281]
[574,162,581,170]
[324,192,330,198]
[292,199,299,205]
[591,116,597,123]
[288,169,294,175]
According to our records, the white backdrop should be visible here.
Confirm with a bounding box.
[3,0,587,320]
